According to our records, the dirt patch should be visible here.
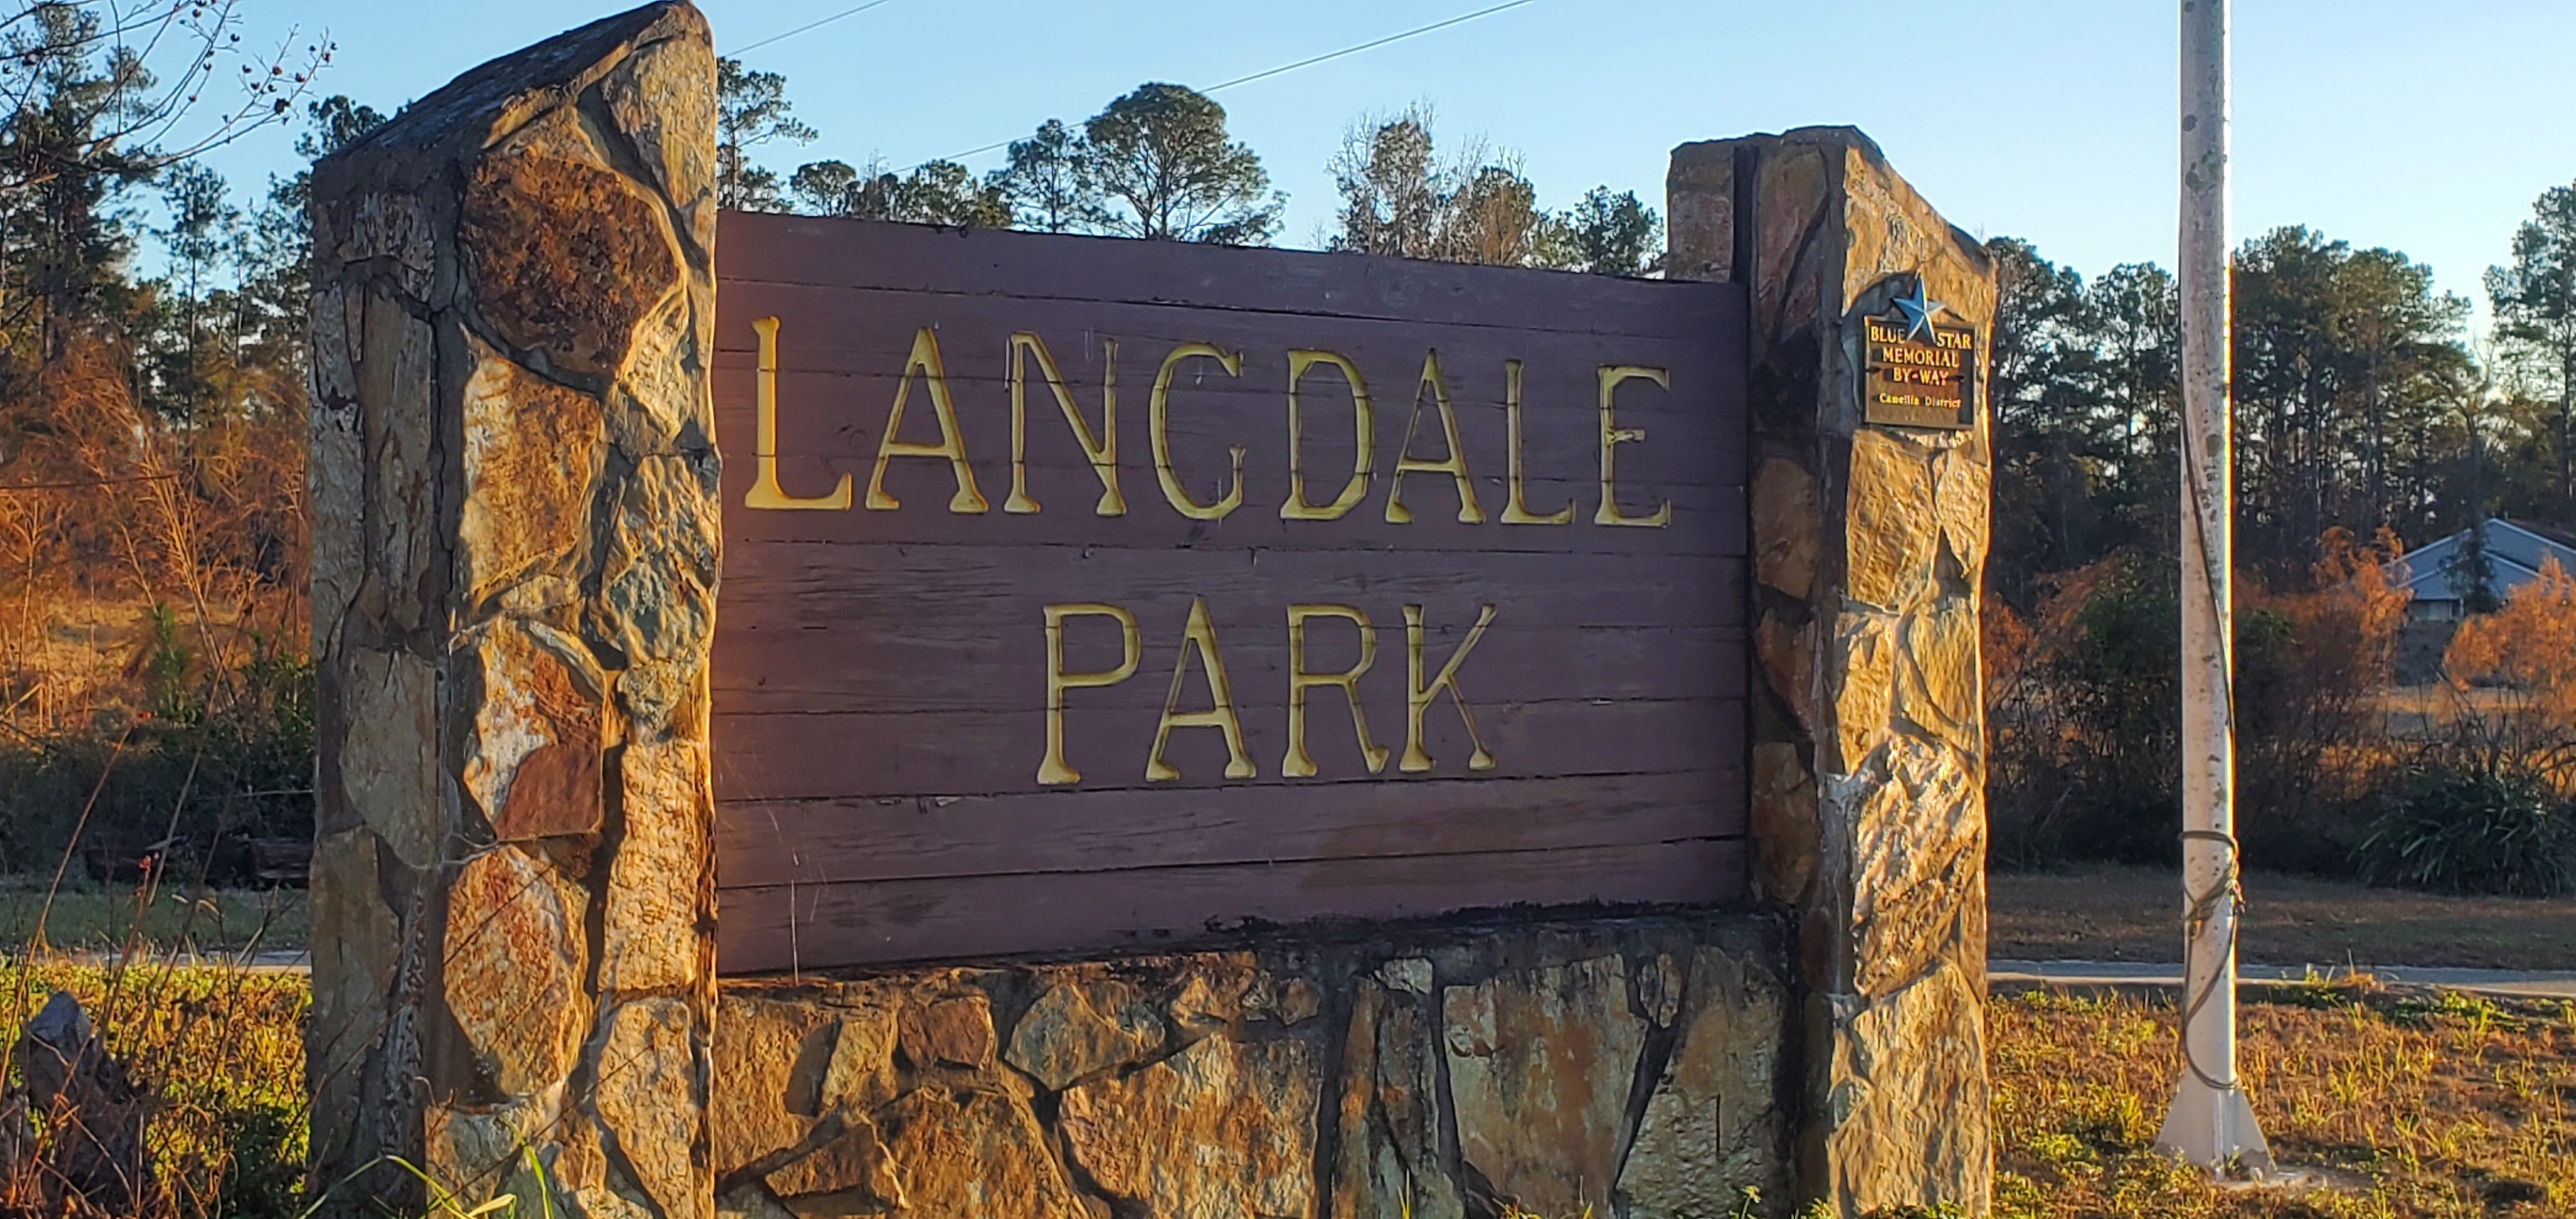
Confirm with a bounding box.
[1993,864,2576,971]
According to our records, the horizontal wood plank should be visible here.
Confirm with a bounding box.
[714,696,1747,802]
[714,836,1749,973]
[716,211,1749,340]
[714,544,1742,627]
[717,486,1749,557]
[716,769,1743,888]
[714,622,1747,713]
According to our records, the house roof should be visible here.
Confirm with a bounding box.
[2389,518,2576,602]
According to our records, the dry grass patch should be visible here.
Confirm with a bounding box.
[1992,989,2576,1218]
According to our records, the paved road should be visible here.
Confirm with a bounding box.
[1992,958,2576,1000]
[1,949,310,974]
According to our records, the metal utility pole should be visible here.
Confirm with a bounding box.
[2156,0,2274,1176]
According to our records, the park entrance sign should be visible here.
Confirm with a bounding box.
[302,6,1998,1214]
[708,214,1752,971]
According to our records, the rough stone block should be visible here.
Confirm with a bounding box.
[1754,142,1831,340]
[457,339,604,605]
[338,648,441,870]
[1844,429,1940,612]
[356,288,438,634]
[1757,610,1817,733]
[899,993,997,1070]
[1333,980,1460,1219]
[307,828,400,1097]
[878,1086,1089,1219]
[1441,955,1642,1218]
[1934,445,1989,576]
[1618,947,1791,1217]
[762,1112,903,1208]
[443,845,584,1096]
[1752,457,1821,599]
[461,619,605,841]
[809,1006,896,1119]
[1749,742,1818,905]
[712,995,838,1177]
[1830,612,1897,774]
[601,32,719,263]
[459,107,682,381]
[1850,738,1982,999]
[424,1091,558,1209]
[602,740,709,993]
[1897,599,1981,754]
[1061,1034,1320,1219]
[612,290,703,454]
[1004,979,1165,1092]
[1827,960,1990,1215]
[601,452,721,667]
[594,998,706,1219]
[1168,956,1258,1033]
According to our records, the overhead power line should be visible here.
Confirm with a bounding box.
[724,0,900,57]
[1203,0,1534,93]
[926,0,1540,168]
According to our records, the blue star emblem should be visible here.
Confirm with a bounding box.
[1891,281,1947,340]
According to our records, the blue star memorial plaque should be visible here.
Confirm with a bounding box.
[1863,282,1977,429]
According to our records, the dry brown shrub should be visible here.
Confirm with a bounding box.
[2444,555,2576,727]
[2250,526,2412,707]
[0,331,307,734]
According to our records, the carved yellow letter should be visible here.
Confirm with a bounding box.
[1384,349,1486,525]
[866,327,989,514]
[1402,604,1498,773]
[1280,349,1373,521]
[1007,332,1124,516]
[1146,596,1255,781]
[1595,364,1672,528]
[1283,604,1388,778]
[1039,603,1141,786]
[746,316,854,510]
[1150,343,1245,521]
[1499,358,1572,525]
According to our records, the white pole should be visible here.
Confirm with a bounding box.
[2156,0,2273,1176]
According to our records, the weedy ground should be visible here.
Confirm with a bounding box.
[5,962,2571,1218]
[1991,988,2576,1218]
[0,961,309,1217]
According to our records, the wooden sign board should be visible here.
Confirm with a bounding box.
[709,213,1752,972]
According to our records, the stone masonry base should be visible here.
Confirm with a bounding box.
[712,914,1790,1219]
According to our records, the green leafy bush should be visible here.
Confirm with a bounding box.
[2356,756,2576,896]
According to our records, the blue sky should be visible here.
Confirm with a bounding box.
[195,0,2575,328]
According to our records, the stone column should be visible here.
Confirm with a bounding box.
[1667,128,1994,1216]
[304,4,719,1216]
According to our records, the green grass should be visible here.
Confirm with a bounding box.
[0,873,307,955]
